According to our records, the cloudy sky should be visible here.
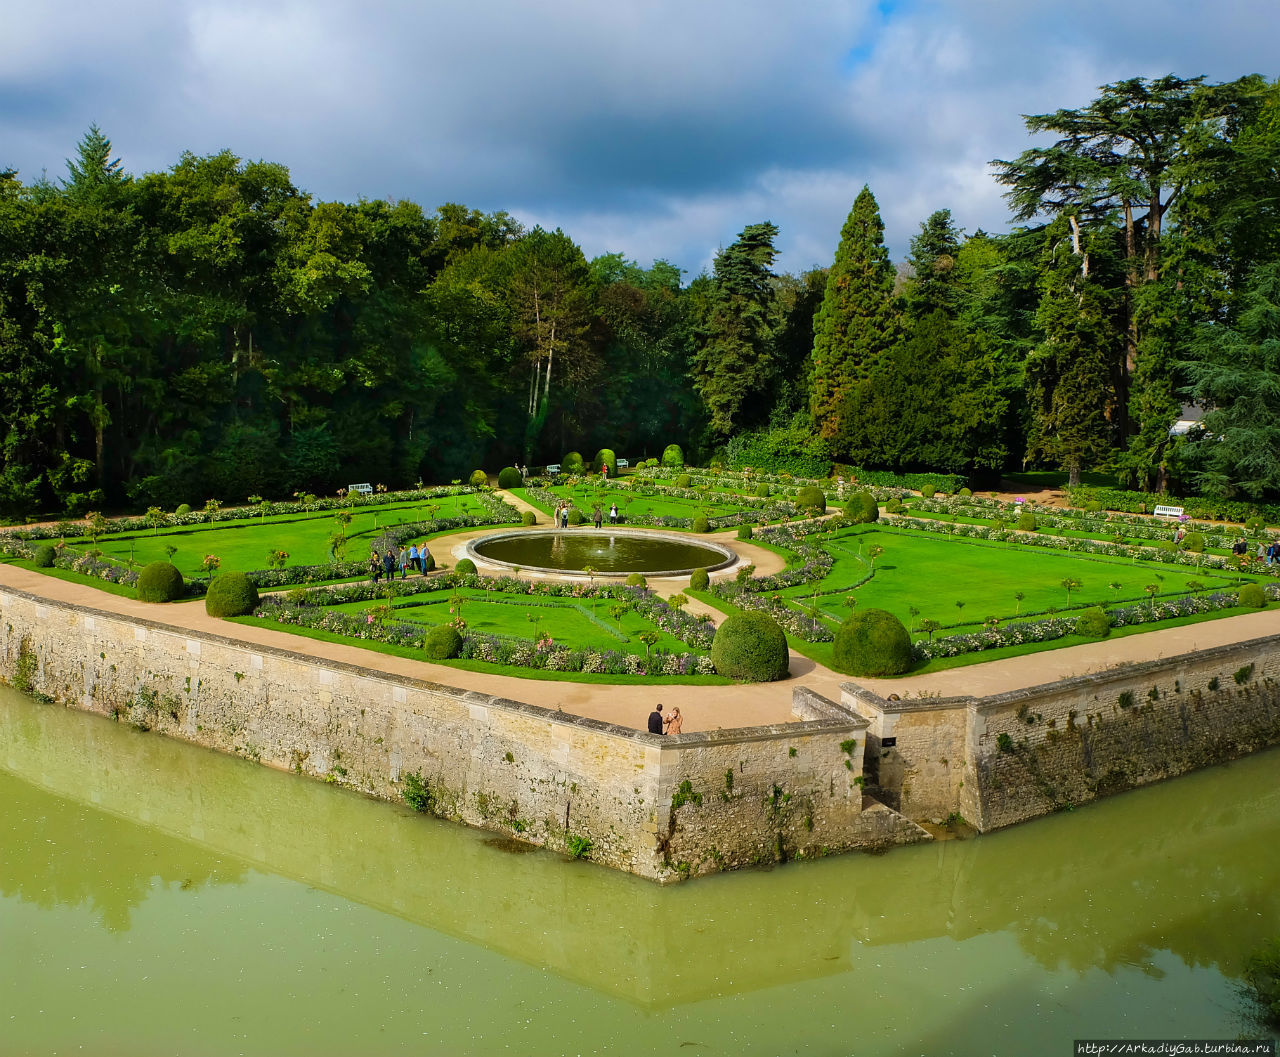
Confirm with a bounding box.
[2,0,1276,277]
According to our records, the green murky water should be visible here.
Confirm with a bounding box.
[472,529,730,573]
[2,683,1277,1055]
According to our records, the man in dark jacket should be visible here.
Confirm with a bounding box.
[647,705,665,735]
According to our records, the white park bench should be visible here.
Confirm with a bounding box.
[544,464,561,474]
[616,458,630,468]
[348,482,374,497]
[1153,504,1184,519]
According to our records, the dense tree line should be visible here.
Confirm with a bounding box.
[1,72,1277,516]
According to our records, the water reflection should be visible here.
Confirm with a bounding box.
[2,686,1279,1010]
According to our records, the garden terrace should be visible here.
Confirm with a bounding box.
[512,482,796,529]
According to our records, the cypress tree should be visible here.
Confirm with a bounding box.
[809,186,899,440]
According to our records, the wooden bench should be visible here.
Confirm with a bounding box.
[348,482,373,497]
[1153,504,1184,519]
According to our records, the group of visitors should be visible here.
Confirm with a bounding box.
[369,541,432,583]
[646,704,683,736]
[1227,536,1280,566]
[552,501,620,528]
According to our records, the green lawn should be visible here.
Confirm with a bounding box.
[514,485,754,523]
[328,587,697,656]
[59,494,492,576]
[776,528,1248,633]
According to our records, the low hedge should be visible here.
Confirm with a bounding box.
[710,612,789,682]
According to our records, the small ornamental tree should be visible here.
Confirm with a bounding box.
[661,444,684,468]
[710,612,789,682]
[833,608,912,677]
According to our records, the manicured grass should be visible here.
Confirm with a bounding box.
[228,616,730,685]
[0,557,141,599]
[1003,470,1115,490]
[58,494,493,577]
[328,587,696,655]
[776,528,1247,631]
[514,485,754,523]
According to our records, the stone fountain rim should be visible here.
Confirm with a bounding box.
[464,527,738,578]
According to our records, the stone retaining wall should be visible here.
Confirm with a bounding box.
[0,585,925,881]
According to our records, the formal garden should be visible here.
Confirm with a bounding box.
[2,456,1279,684]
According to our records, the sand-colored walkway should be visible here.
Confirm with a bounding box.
[6,498,1280,734]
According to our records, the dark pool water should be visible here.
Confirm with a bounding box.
[472,529,731,573]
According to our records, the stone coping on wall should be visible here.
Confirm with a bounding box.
[0,583,856,749]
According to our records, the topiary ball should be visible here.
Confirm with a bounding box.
[454,558,477,576]
[520,510,537,526]
[1239,583,1266,608]
[676,473,692,488]
[844,490,878,524]
[562,451,585,474]
[1182,531,1205,553]
[33,545,56,568]
[737,524,753,540]
[1158,540,1177,552]
[710,612,789,682]
[1017,510,1037,532]
[1075,607,1111,638]
[469,469,488,487]
[497,466,522,489]
[424,624,462,659]
[921,485,937,499]
[755,483,771,498]
[958,487,972,498]
[625,572,647,588]
[795,486,826,514]
[689,568,709,591]
[567,508,584,526]
[593,448,617,476]
[176,503,192,516]
[205,572,260,618]
[661,444,684,468]
[832,608,912,677]
[692,516,710,533]
[137,561,184,603]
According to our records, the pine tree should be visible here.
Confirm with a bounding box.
[689,222,779,438]
[809,186,900,440]
[63,124,126,198]
[1025,219,1121,486]
[905,209,962,319]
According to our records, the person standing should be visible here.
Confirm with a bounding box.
[398,546,411,579]
[407,542,419,573]
[593,505,603,528]
[609,502,619,525]
[370,549,382,583]
[647,705,665,735]
[382,548,396,582]
[663,706,683,735]
[419,542,432,573]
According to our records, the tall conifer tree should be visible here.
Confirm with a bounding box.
[809,186,899,440]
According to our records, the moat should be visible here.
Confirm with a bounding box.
[2,684,1276,1055]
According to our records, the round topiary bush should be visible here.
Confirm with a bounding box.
[844,490,878,524]
[520,510,537,526]
[625,572,647,588]
[692,515,710,533]
[661,444,684,468]
[710,612,789,682]
[1084,500,1103,513]
[33,545,55,568]
[795,485,826,514]
[1158,540,1177,552]
[676,473,692,488]
[755,483,771,498]
[886,498,904,515]
[454,558,477,576]
[1239,583,1266,608]
[921,485,937,499]
[1245,515,1265,536]
[204,572,260,618]
[137,561,184,603]
[1017,510,1037,532]
[176,503,192,516]
[1075,606,1111,638]
[689,568,709,591]
[958,487,972,498]
[832,608,912,677]
[469,469,488,487]
[737,524,753,540]
[593,448,617,476]
[1182,531,1205,552]
[567,508,584,526]
[424,624,463,659]
[562,451,585,474]
[497,466,522,489]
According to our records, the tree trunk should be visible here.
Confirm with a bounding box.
[1068,459,1081,487]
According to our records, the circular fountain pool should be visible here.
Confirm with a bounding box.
[466,529,736,577]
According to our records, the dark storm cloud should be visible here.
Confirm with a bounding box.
[1,0,1276,275]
